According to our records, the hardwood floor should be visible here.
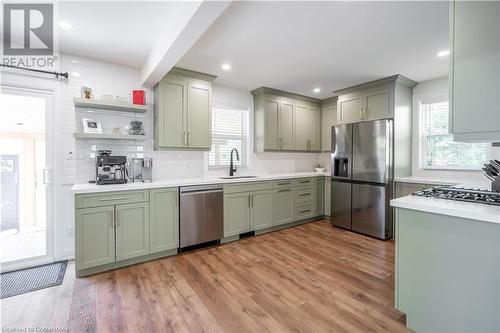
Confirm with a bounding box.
[1,220,408,332]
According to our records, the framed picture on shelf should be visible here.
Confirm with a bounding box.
[82,118,102,134]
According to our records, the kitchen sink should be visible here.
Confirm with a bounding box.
[219,176,258,179]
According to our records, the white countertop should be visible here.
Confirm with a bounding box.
[391,195,500,224]
[70,172,331,194]
[394,176,459,186]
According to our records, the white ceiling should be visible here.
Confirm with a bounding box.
[177,1,450,98]
[59,1,183,68]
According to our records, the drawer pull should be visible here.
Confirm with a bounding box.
[278,182,291,186]
[99,196,130,201]
[299,209,311,214]
[278,189,291,193]
[299,180,310,184]
[299,193,311,197]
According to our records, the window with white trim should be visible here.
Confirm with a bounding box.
[209,105,249,168]
[419,98,489,170]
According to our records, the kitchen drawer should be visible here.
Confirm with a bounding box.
[294,178,316,187]
[294,186,314,203]
[75,190,149,209]
[273,179,294,188]
[223,181,272,194]
[295,202,315,220]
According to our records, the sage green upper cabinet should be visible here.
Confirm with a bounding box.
[150,188,179,254]
[294,103,321,152]
[363,86,391,121]
[321,97,338,152]
[449,1,500,142]
[335,76,416,125]
[155,79,185,148]
[252,87,321,152]
[115,202,150,261]
[249,190,273,231]
[338,92,363,124]
[75,206,115,270]
[279,99,295,150]
[154,67,216,150]
[224,192,251,237]
[263,97,279,150]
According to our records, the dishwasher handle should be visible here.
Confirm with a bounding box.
[180,185,223,194]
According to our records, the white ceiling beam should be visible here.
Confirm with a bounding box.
[141,0,231,87]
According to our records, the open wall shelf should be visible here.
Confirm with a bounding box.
[73,97,147,113]
[73,133,148,140]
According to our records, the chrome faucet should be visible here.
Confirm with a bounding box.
[229,148,240,177]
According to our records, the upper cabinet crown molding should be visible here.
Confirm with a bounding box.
[251,87,322,104]
[332,74,417,96]
[449,0,500,143]
[166,67,217,82]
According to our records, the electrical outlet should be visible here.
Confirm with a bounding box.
[65,150,74,159]
[66,226,74,238]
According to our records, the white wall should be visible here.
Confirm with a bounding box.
[411,77,500,182]
[58,55,320,258]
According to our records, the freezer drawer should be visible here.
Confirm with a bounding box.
[331,180,351,230]
[351,183,390,239]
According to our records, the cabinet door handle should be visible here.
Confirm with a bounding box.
[299,193,311,197]
[187,131,191,145]
[100,196,130,201]
[248,195,251,208]
[183,131,186,145]
[251,195,254,207]
[359,108,364,120]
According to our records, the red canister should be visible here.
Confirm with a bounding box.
[133,90,145,105]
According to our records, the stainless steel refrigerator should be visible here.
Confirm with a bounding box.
[331,119,393,240]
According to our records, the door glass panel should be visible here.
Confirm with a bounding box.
[0,91,47,264]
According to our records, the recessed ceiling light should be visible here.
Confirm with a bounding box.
[71,71,81,78]
[221,63,231,71]
[16,122,24,126]
[59,21,73,30]
[313,88,321,93]
[437,50,450,57]
[70,59,80,64]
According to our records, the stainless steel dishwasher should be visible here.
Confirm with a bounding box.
[179,184,223,249]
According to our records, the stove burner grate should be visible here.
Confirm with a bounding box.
[412,186,500,206]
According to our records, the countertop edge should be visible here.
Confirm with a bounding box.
[391,196,500,224]
[71,172,331,194]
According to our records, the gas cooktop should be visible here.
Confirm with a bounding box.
[412,187,500,206]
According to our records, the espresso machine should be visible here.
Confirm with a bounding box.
[95,151,128,185]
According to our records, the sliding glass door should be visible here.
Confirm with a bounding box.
[0,86,54,271]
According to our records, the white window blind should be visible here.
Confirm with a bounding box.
[420,100,489,170]
[209,106,249,168]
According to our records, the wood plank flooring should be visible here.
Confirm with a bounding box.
[1,220,409,332]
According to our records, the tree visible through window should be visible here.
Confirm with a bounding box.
[420,100,489,169]
[209,106,249,168]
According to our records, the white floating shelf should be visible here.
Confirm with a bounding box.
[73,133,148,140]
[73,97,147,113]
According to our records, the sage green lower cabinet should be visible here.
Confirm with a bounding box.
[273,187,294,226]
[75,206,115,270]
[250,190,273,230]
[316,177,324,216]
[224,192,251,237]
[115,202,150,261]
[324,177,331,217]
[149,188,179,253]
